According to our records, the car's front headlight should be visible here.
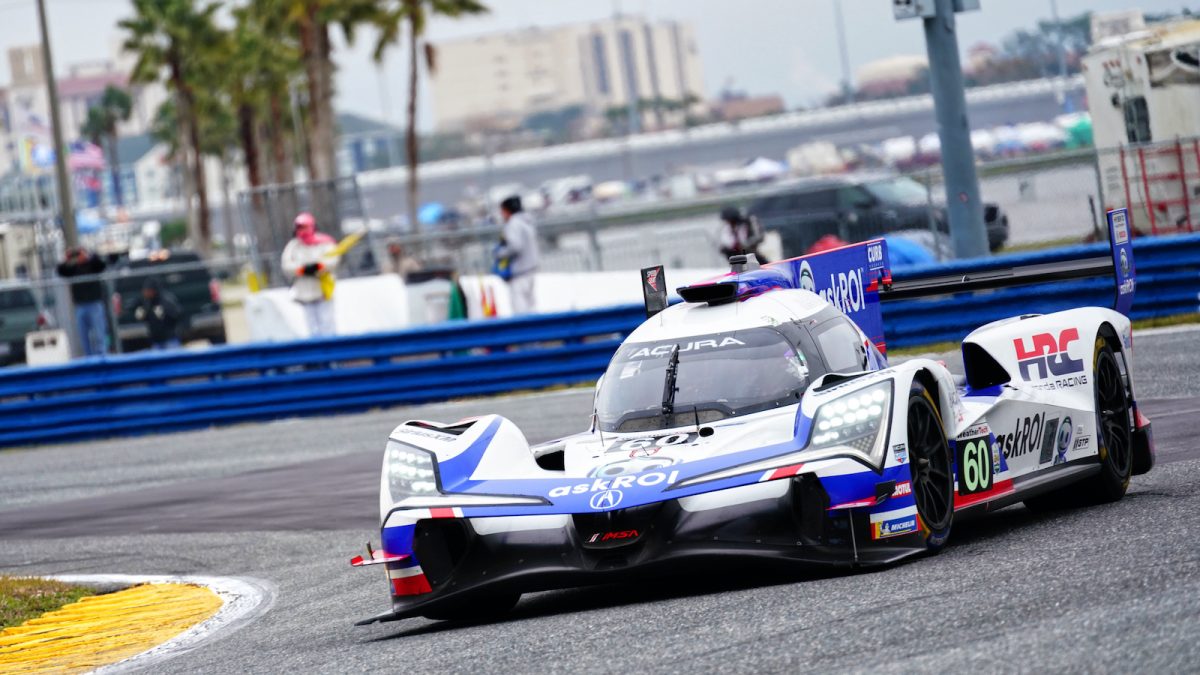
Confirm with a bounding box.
[387,444,439,498]
[807,380,893,468]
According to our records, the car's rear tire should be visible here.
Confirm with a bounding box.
[1024,337,1132,512]
[907,382,954,553]
[422,591,520,622]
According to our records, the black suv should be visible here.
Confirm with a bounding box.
[111,251,226,350]
[748,174,1009,258]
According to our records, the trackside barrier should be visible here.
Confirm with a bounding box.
[1,234,1198,448]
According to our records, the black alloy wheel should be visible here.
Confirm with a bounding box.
[907,383,954,551]
[1089,339,1133,501]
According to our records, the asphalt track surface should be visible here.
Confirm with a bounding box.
[1,325,1198,673]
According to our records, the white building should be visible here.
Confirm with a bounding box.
[429,15,705,133]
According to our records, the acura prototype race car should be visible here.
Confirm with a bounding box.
[352,208,1154,624]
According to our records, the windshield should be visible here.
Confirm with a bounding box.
[864,177,927,205]
[596,327,810,433]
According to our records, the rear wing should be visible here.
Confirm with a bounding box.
[880,208,1136,316]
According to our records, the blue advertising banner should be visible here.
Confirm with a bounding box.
[1107,208,1136,316]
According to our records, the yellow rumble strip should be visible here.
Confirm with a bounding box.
[0,582,223,674]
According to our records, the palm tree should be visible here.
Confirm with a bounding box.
[380,0,487,230]
[276,0,380,183]
[80,85,133,207]
[120,0,221,253]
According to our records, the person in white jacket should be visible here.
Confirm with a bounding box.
[281,212,338,337]
[494,195,539,315]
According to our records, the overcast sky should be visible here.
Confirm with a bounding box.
[0,0,1194,132]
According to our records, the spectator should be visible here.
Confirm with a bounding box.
[133,276,182,350]
[56,246,108,356]
[718,205,766,263]
[282,212,338,337]
[493,195,539,315]
[384,240,422,280]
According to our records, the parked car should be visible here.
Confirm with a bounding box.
[0,282,51,366]
[111,250,225,350]
[748,174,1009,258]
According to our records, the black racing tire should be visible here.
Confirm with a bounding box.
[1081,337,1133,501]
[1024,337,1133,512]
[907,381,954,553]
[422,591,520,622]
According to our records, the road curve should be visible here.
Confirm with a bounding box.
[0,326,1196,673]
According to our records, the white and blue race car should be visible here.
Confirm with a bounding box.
[353,210,1154,624]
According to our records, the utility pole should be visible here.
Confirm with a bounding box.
[36,0,77,248]
[833,0,855,103]
[1049,0,1068,105]
[898,0,988,258]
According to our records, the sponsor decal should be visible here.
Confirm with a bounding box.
[549,470,682,499]
[866,241,885,267]
[1120,249,1130,276]
[1031,374,1089,391]
[1013,328,1085,381]
[818,268,866,314]
[1073,436,1091,451]
[799,260,816,293]
[629,337,745,359]
[398,427,457,442]
[892,481,912,498]
[1112,210,1130,244]
[869,506,920,539]
[589,489,623,510]
[603,432,697,456]
[644,268,660,291]
[893,443,908,464]
[956,435,994,495]
[961,423,991,438]
[872,515,919,539]
[587,529,640,544]
[999,412,1060,460]
[1054,416,1073,464]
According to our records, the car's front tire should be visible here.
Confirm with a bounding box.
[907,382,954,553]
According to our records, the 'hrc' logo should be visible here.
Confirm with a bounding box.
[1013,328,1084,381]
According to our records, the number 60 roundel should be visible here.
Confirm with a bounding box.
[956,435,994,495]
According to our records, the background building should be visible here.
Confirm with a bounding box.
[429,15,705,134]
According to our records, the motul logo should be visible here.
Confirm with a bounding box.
[588,529,640,543]
[1013,328,1084,381]
[645,269,660,291]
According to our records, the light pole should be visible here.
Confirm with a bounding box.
[833,0,855,103]
[36,0,77,248]
[902,0,988,258]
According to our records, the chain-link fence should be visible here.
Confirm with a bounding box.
[403,138,1198,274]
[237,177,378,283]
[1,253,261,365]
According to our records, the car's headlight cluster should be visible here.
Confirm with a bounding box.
[388,444,439,498]
[807,381,892,467]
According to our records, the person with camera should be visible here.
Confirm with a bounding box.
[56,246,109,356]
[718,205,766,264]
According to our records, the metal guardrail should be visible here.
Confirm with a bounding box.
[0,233,1195,449]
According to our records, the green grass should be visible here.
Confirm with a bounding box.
[0,576,94,630]
[1132,313,1200,330]
[999,236,1088,253]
